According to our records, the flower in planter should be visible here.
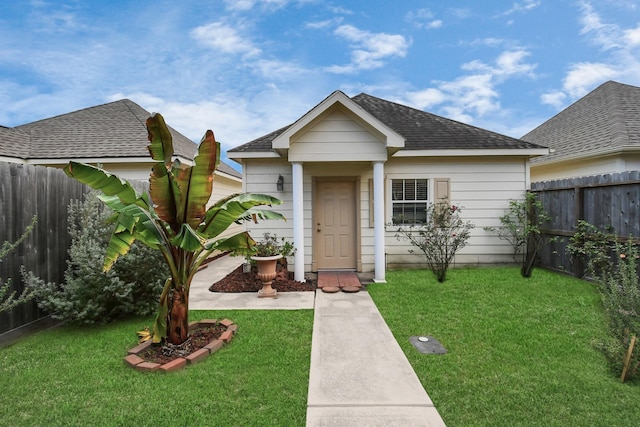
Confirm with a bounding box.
[251,233,295,257]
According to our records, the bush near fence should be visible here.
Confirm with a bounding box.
[0,162,90,341]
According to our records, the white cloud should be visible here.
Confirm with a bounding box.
[223,0,291,12]
[305,17,343,30]
[540,91,567,109]
[251,58,309,80]
[500,0,541,16]
[327,25,410,73]
[406,8,442,30]
[191,22,261,57]
[578,1,623,50]
[405,88,446,110]
[562,62,619,97]
[401,49,536,121]
[542,2,640,108]
[624,26,640,46]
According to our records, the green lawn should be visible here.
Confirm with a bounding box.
[0,310,313,426]
[368,267,640,427]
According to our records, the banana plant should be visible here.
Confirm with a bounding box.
[64,113,284,345]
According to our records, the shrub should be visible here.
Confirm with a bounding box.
[0,216,37,313]
[484,192,551,277]
[395,202,474,282]
[24,191,167,324]
[567,222,640,379]
[600,240,640,378]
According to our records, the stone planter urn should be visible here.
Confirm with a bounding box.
[251,254,282,298]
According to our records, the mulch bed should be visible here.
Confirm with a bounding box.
[208,263,316,293]
[137,324,228,365]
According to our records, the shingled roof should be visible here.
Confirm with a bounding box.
[12,99,197,160]
[1,99,240,178]
[522,80,640,164]
[229,92,544,153]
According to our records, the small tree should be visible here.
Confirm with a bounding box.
[64,113,284,345]
[395,202,474,282]
[484,192,550,277]
[0,216,37,313]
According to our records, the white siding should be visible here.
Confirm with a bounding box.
[289,111,387,162]
[243,156,529,273]
[383,157,527,269]
[531,153,640,182]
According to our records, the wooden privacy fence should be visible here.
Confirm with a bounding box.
[531,171,640,277]
[0,162,88,339]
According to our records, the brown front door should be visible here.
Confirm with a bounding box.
[315,179,357,270]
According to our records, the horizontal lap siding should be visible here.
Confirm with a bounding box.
[243,161,301,265]
[384,157,527,269]
[244,156,530,272]
[289,112,386,162]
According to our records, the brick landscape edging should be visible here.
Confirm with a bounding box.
[124,318,236,372]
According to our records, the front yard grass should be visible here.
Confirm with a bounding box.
[0,310,313,426]
[369,267,640,427]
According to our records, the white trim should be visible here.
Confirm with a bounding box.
[292,162,305,282]
[392,148,549,157]
[214,170,242,182]
[272,91,405,150]
[373,161,386,283]
[531,144,640,166]
[227,151,281,160]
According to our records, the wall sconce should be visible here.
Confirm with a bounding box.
[276,175,284,191]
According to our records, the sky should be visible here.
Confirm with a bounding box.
[1,0,640,169]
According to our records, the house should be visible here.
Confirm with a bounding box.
[228,91,549,282]
[523,80,640,182]
[0,99,243,211]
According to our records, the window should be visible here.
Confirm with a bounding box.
[391,179,428,225]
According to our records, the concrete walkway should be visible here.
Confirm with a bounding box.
[190,255,315,310]
[306,290,446,427]
[190,256,446,426]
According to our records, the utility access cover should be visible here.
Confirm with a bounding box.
[409,336,447,354]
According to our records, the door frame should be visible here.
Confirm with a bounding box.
[311,176,362,272]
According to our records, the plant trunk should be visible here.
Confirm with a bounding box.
[168,287,189,345]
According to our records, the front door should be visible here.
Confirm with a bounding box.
[315,179,357,270]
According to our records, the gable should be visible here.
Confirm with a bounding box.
[288,108,388,162]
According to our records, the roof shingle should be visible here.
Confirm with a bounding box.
[229,92,545,153]
[522,80,640,164]
[1,99,240,178]
[14,99,197,160]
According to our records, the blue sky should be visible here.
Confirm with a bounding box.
[1,0,639,167]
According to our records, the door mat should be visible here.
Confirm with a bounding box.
[409,335,447,354]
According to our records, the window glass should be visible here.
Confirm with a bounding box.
[391,179,428,225]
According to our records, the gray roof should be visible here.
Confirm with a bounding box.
[0,126,31,158]
[13,99,197,160]
[1,99,240,178]
[229,92,544,153]
[522,80,640,164]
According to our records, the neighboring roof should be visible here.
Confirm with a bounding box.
[12,99,197,160]
[522,80,640,164]
[0,126,30,158]
[229,92,545,154]
[1,99,241,178]
[215,159,242,178]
